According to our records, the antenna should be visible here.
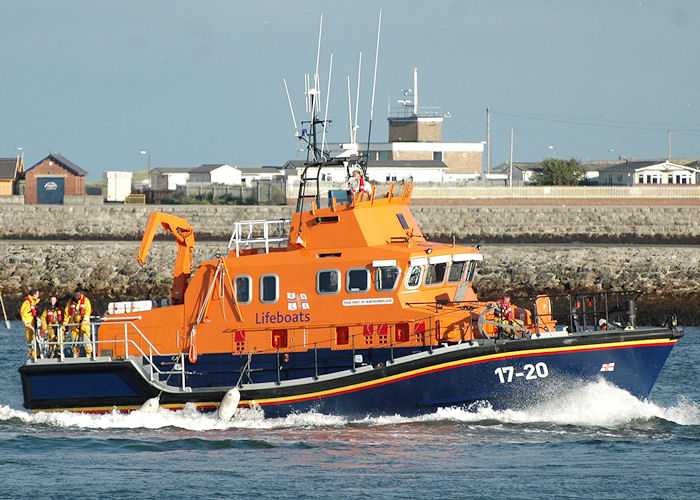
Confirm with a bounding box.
[283,78,299,137]
[365,10,382,167]
[321,52,333,158]
[347,75,353,143]
[313,14,323,116]
[354,52,362,144]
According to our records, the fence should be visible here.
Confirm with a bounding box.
[409,185,700,199]
[177,179,286,205]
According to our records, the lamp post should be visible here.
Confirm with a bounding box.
[139,150,151,189]
[548,145,556,159]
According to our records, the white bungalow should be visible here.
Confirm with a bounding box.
[600,160,699,186]
[189,164,242,185]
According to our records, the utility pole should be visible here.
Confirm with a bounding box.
[486,107,491,174]
[509,128,514,187]
[667,129,671,161]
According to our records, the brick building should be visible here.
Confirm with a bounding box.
[25,154,87,204]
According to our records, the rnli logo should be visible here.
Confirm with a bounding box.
[287,292,310,311]
[44,181,58,191]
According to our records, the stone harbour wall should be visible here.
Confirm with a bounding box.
[1,241,697,325]
[0,204,698,243]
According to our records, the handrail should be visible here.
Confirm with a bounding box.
[28,319,188,389]
[227,219,290,256]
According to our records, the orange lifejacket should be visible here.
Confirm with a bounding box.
[498,298,514,321]
[70,296,86,316]
[47,306,63,324]
[25,296,38,317]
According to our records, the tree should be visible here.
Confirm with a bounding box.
[534,158,586,186]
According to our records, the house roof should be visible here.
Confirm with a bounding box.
[151,167,191,174]
[240,166,283,174]
[27,154,88,176]
[0,158,18,180]
[189,163,235,173]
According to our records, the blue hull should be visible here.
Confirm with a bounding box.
[19,327,682,417]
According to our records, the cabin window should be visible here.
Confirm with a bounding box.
[317,269,340,295]
[447,261,466,283]
[260,274,279,304]
[424,263,447,286]
[346,268,370,293]
[406,265,423,288]
[465,261,478,282]
[234,275,252,304]
[375,266,401,292]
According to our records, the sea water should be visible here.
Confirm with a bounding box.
[0,321,697,499]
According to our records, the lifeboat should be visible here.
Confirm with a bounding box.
[18,86,684,419]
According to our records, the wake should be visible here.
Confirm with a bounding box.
[0,380,697,431]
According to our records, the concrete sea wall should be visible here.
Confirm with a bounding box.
[0,204,697,324]
[0,204,698,244]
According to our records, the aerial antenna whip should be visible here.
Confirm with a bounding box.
[321,52,333,159]
[283,78,299,137]
[346,76,353,143]
[354,52,362,145]
[364,10,382,173]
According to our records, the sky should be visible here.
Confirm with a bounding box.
[2,0,700,180]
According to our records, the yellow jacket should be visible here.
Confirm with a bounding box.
[20,295,40,326]
[64,295,92,324]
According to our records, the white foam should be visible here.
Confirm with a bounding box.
[0,379,697,430]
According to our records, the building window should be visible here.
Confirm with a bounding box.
[406,265,422,288]
[375,266,401,292]
[317,269,340,294]
[260,274,279,304]
[424,263,447,286]
[234,275,252,304]
[346,268,370,293]
[433,151,442,161]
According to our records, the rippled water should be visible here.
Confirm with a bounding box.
[1,321,698,499]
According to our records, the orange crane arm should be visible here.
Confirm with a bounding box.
[137,212,195,305]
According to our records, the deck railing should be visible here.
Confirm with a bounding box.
[27,318,189,390]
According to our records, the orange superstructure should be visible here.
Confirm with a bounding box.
[98,179,547,361]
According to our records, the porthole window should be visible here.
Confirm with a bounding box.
[317,269,340,295]
[424,263,447,286]
[260,274,279,304]
[234,275,252,304]
[375,266,401,292]
[346,268,370,293]
[406,265,423,288]
[447,261,466,284]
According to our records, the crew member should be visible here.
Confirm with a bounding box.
[41,295,63,358]
[348,168,372,201]
[497,294,515,322]
[63,289,92,357]
[496,294,517,338]
[20,290,41,358]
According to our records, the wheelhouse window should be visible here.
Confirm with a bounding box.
[346,268,370,293]
[465,261,478,282]
[447,261,466,283]
[317,269,340,295]
[234,275,252,304]
[260,274,279,304]
[424,263,447,286]
[406,265,423,288]
[375,266,401,292]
